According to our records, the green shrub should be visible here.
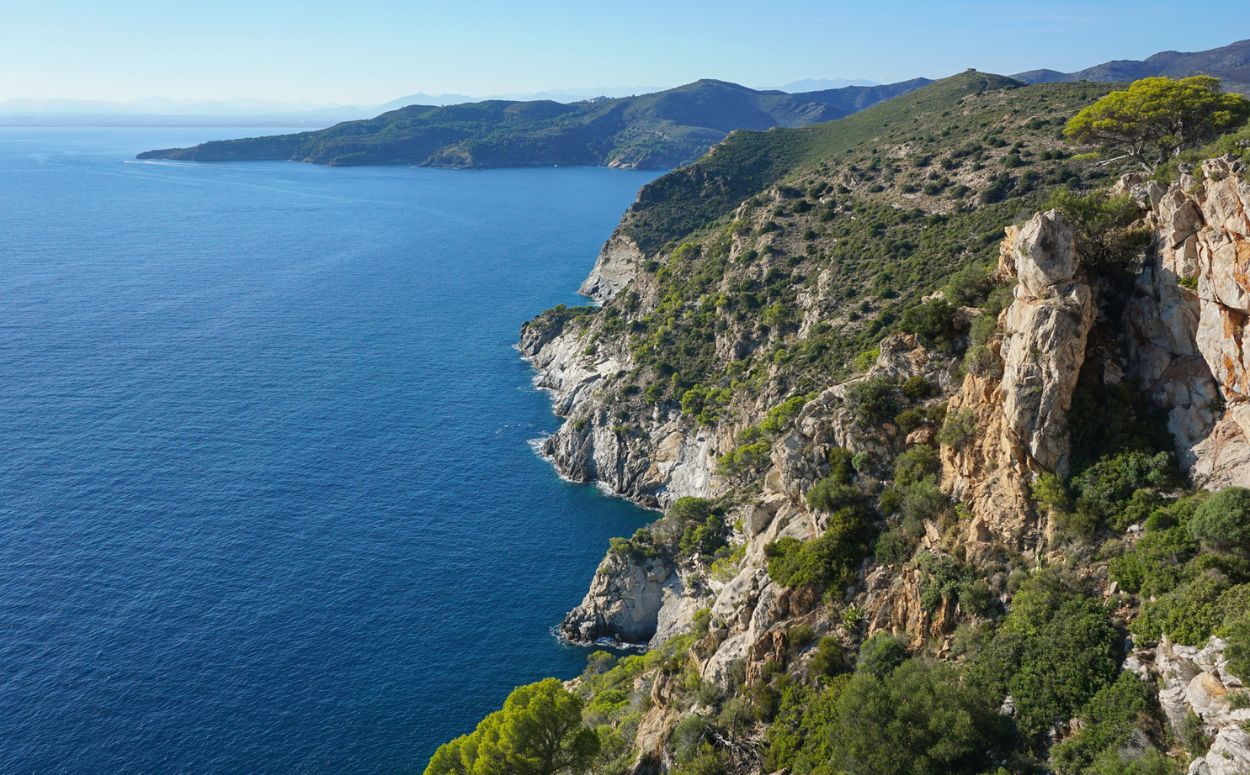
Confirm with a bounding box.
[874,525,919,566]
[893,444,939,488]
[1222,614,1250,682]
[810,636,847,677]
[1050,672,1152,775]
[1071,450,1175,532]
[1045,189,1148,275]
[968,311,998,345]
[679,382,733,425]
[820,659,1009,774]
[424,678,598,775]
[718,438,770,476]
[806,478,861,513]
[782,623,813,652]
[1130,571,1242,646]
[670,498,726,558]
[1031,472,1071,514]
[1188,487,1250,552]
[971,572,1122,740]
[1087,747,1180,775]
[894,406,927,433]
[856,633,909,677]
[937,408,978,449]
[901,375,933,400]
[846,376,899,426]
[1109,524,1197,597]
[609,527,660,560]
[759,394,810,436]
[765,507,873,590]
[916,551,974,611]
[899,476,950,523]
[962,344,1002,377]
[827,447,856,485]
[853,347,880,372]
[899,298,959,351]
[765,679,845,773]
[670,715,710,764]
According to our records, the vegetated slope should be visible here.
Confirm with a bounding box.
[1015,37,1250,94]
[435,69,1250,774]
[617,71,1028,253]
[134,78,930,169]
[575,71,1115,406]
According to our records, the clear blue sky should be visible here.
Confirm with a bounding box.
[3,0,1246,104]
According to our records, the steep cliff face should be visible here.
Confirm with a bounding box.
[500,66,1250,773]
[520,314,728,509]
[1126,157,1250,488]
[552,159,1250,773]
[940,210,1094,559]
[556,332,960,652]
[939,157,1250,547]
[559,549,694,646]
[579,235,646,303]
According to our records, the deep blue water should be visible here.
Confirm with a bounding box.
[0,128,660,773]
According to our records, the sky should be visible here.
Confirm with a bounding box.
[2,0,1247,105]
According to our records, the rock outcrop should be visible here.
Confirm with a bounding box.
[520,311,728,510]
[559,550,690,647]
[580,235,646,303]
[1142,636,1250,775]
[1127,157,1250,488]
[941,210,1094,556]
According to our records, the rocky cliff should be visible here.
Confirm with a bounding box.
[1125,157,1250,487]
[518,154,1250,773]
[519,311,728,510]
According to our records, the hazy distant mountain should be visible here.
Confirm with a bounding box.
[1014,38,1250,94]
[776,78,878,92]
[0,97,373,127]
[138,77,931,169]
[373,93,477,110]
[374,86,663,111]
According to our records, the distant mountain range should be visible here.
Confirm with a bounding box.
[0,81,879,125]
[135,38,1250,168]
[1013,38,1250,94]
[775,78,878,92]
[137,78,932,169]
[373,87,668,111]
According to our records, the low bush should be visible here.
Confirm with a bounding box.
[937,408,978,449]
[1050,672,1152,774]
[971,572,1122,740]
[893,444,939,488]
[899,298,960,351]
[765,507,873,590]
[1188,487,1250,552]
[856,633,909,677]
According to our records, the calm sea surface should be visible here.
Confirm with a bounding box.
[0,128,660,772]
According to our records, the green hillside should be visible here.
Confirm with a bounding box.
[135,78,930,169]
[540,71,1117,412]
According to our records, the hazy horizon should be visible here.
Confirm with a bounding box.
[3,1,1245,106]
[0,79,883,118]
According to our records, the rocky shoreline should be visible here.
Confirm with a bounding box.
[519,156,1250,770]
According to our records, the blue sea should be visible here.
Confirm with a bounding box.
[0,128,661,773]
